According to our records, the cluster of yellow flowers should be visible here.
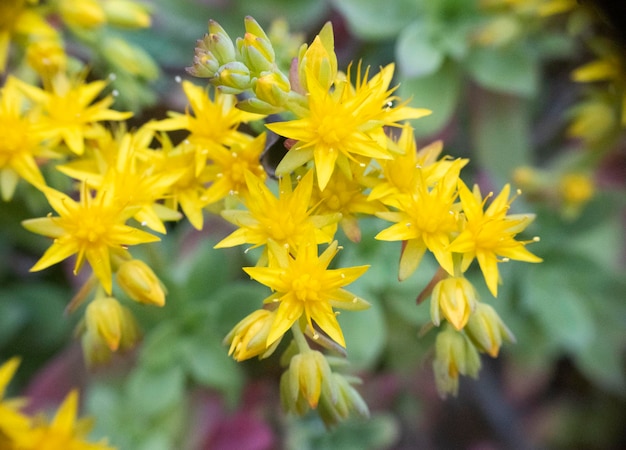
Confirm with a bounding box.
[0,358,113,449]
[186,17,542,405]
[2,4,542,431]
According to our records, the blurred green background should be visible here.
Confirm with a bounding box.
[2,0,625,448]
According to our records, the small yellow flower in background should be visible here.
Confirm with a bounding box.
[215,170,341,260]
[58,0,106,30]
[558,172,595,218]
[243,239,369,348]
[225,309,281,361]
[1,359,114,449]
[375,159,464,280]
[26,39,67,79]
[27,390,115,450]
[0,77,50,201]
[0,0,57,73]
[0,357,32,446]
[22,182,160,294]
[430,276,478,330]
[465,302,515,357]
[14,74,132,155]
[448,181,542,297]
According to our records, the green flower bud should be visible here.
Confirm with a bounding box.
[433,325,481,398]
[102,36,159,80]
[216,61,252,92]
[254,71,291,107]
[208,19,236,62]
[236,17,275,74]
[318,373,369,428]
[101,0,151,28]
[465,302,515,357]
[287,350,333,409]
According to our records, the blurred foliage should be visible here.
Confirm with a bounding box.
[2,0,625,449]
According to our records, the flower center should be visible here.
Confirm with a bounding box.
[291,273,321,302]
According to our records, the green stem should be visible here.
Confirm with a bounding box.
[291,321,310,353]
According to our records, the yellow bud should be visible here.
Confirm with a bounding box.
[298,24,337,91]
[430,276,478,330]
[318,373,369,427]
[102,36,159,80]
[465,302,515,358]
[287,350,333,409]
[81,328,114,367]
[102,0,151,28]
[224,309,279,361]
[26,39,67,78]
[85,297,123,351]
[216,61,252,93]
[116,259,165,307]
[254,71,291,106]
[58,0,106,29]
[558,172,594,206]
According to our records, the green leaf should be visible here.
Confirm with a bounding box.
[520,258,596,353]
[126,366,185,417]
[398,59,462,137]
[465,44,538,96]
[332,0,421,40]
[396,20,444,77]
[310,414,399,449]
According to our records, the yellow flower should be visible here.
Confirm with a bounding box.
[225,309,281,361]
[0,77,49,200]
[311,159,384,242]
[267,63,430,190]
[368,125,467,209]
[22,182,160,293]
[0,357,32,447]
[243,239,370,348]
[430,276,478,330]
[215,170,341,259]
[448,181,542,297]
[27,390,115,450]
[203,132,268,206]
[149,80,264,176]
[0,0,57,72]
[58,0,106,30]
[375,159,464,280]
[14,74,132,155]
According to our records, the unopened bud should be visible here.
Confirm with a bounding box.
[208,20,236,62]
[216,61,252,92]
[116,259,165,307]
[58,0,106,29]
[237,17,275,74]
[298,23,337,91]
[465,302,515,358]
[318,373,369,427]
[224,309,280,361]
[430,276,478,330]
[287,350,334,409]
[102,37,159,80]
[254,71,291,106]
[433,325,481,398]
[85,297,124,351]
[26,39,67,78]
[102,0,151,28]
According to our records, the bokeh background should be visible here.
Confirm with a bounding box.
[2,0,625,448]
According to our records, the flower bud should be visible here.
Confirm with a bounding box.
[207,20,236,63]
[26,39,67,78]
[102,0,151,28]
[85,297,124,351]
[297,23,337,92]
[236,17,275,74]
[224,309,280,361]
[465,302,515,357]
[235,95,284,115]
[433,325,481,398]
[254,71,291,107]
[81,328,113,367]
[285,350,333,409]
[216,61,252,93]
[116,259,165,307]
[318,373,369,427]
[58,0,106,29]
[102,37,159,80]
[187,50,221,78]
[430,276,478,330]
